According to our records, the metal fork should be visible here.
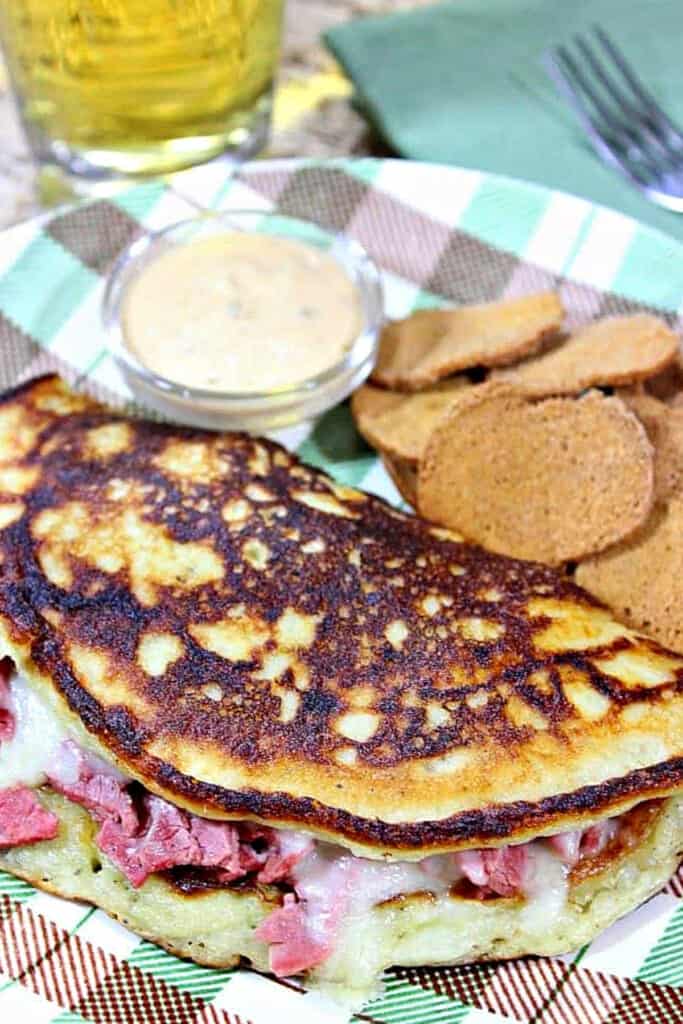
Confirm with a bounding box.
[544,26,683,212]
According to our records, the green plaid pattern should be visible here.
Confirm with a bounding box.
[0,157,682,1024]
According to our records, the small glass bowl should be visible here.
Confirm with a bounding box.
[102,210,384,432]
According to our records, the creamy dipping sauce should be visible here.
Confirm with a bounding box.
[122,233,363,393]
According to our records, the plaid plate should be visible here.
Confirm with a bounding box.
[0,157,682,1024]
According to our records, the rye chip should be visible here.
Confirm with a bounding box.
[371,291,563,391]
[493,314,678,396]
[350,385,405,423]
[352,379,469,464]
[618,390,683,502]
[577,497,683,654]
[643,350,683,403]
[418,384,654,565]
[382,454,418,507]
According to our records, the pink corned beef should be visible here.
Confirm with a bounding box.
[48,741,137,832]
[254,894,330,976]
[547,830,582,865]
[581,819,617,857]
[0,657,14,743]
[456,845,530,897]
[96,797,312,889]
[257,832,314,884]
[256,848,355,977]
[548,819,615,864]
[97,795,259,887]
[47,741,310,889]
[0,664,58,848]
[0,787,59,847]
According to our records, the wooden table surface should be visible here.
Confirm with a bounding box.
[0,0,428,231]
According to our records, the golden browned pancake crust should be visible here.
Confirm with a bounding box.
[2,377,683,856]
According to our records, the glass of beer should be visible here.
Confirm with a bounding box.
[0,0,284,185]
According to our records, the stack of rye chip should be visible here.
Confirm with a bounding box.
[352,293,683,653]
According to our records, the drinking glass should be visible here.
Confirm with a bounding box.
[0,0,284,186]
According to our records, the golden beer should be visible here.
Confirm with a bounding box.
[0,0,284,178]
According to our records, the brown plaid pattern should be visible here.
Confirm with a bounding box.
[347,186,454,285]
[46,200,142,276]
[0,895,248,1024]
[665,863,683,899]
[269,165,371,232]
[0,313,41,391]
[239,165,682,332]
[426,231,522,303]
[391,956,683,1024]
[607,977,683,1023]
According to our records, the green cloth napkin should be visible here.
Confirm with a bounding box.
[325,0,683,240]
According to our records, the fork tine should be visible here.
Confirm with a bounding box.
[555,45,627,139]
[574,35,638,123]
[575,33,676,166]
[543,49,599,131]
[554,44,664,178]
[544,35,683,210]
[593,25,683,141]
[542,49,645,183]
[542,50,593,128]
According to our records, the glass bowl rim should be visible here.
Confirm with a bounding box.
[102,208,384,405]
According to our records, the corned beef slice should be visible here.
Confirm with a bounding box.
[0,787,59,847]
[0,657,15,742]
[0,664,59,847]
[97,796,255,887]
[257,848,354,976]
[455,845,529,897]
[258,832,315,884]
[478,846,529,896]
[581,819,617,856]
[96,797,311,888]
[548,831,582,865]
[254,894,330,976]
[548,821,614,864]
[48,743,309,888]
[48,741,137,831]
